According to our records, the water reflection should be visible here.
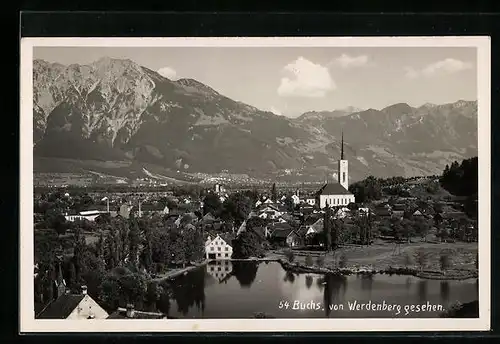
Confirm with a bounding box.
[167,267,206,316]
[321,273,348,317]
[305,275,313,289]
[283,271,296,284]
[232,261,259,288]
[206,261,233,283]
[162,262,478,319]
[417,280,428,303]
[440,281,450,305]
[405,277,412,291]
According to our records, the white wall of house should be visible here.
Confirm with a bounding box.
[66,295,109,320]
[205,236,233,260]
[64,214,100,222]
[319,194,355,209]
[306,198,316,206]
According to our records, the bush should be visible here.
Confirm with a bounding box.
[316,255,325,268]
[305,255,313,267]
[284,249,295,263]
[338,253,348,268]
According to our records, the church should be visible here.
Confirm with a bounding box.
[315,132,356,209]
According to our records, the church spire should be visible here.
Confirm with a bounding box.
[340,131,344,160]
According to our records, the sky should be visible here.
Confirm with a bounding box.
[34,46,477,118]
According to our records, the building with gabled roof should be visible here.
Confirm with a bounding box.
[36,286,108,320]
[205,234,233,260]
[315,132,356,208]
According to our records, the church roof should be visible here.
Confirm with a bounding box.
[316,183,352,196]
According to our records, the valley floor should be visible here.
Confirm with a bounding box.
[272,240,478,273]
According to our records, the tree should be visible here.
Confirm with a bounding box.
[284,249,295,263]
[271,183,277,202]
[232,229,265,259]
[202,193,223,217]
[414,217,431,242]
[348,176,382,203]
[284,196,295,213]
[338,253,348,269]
[221,193,252,228]
[414,249,428,272]
[305,255,313,267]
[324,206,332,251]
[439,250,451,275]
[128,216,141,267]
[401,219,416,243]
[316,255,325,268]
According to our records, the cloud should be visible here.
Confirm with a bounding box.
[332,54,370,69]
[404,67,420,79]
[405,58,473,79]
[157,66,177,80]
[278,57,336,98]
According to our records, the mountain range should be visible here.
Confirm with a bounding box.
[32,57,478,184]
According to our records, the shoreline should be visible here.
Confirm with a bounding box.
[277,259,478,281]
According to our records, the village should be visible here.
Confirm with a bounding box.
[32,149,479,320]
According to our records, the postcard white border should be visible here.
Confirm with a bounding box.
[20,36,491,333]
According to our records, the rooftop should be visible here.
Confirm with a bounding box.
[316,183,352,196]
[36,294,85,319]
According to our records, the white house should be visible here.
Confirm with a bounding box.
[205,235,233,260]
[291,194,300,205]
[258,206,283,220]
[65,210,105,222]
[37,286,108,320]
[305,198,316,206]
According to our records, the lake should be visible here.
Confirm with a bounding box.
[161,260,478,319]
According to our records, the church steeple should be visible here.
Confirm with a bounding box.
[338,131,349,190]
[340,131,344,160]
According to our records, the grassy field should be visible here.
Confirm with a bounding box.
[278,240,478,272]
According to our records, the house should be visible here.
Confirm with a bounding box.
[392,210,405,220]
[412,210,424,217]
[65,210,106,222]
[270,228,300,248]
[291,194,300,205]
[392,203,406,212]
[253,226,271,239]
[305,218,324,236]
[36,286,108,320]
[255,200,262,208]
[374,206,392,218]
[258,205,283,220]
[334,207,351,219]
[107,304,167,319]
[205,235,233,260]
[263,198,274,205]
[305,198,316,206]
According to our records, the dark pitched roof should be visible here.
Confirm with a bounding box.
[36,294,85,319]
[316,183,352,196]
[271,228,294,239]
[107,308,166,319]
